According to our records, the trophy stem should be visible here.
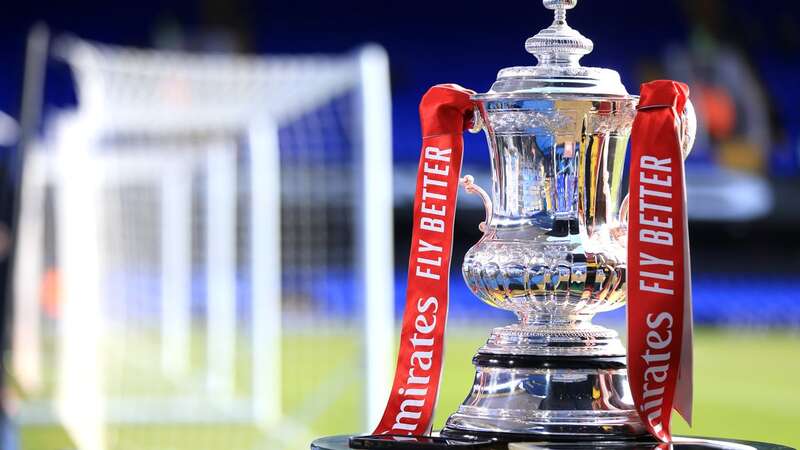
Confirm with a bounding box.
[516,312,595,328]
[482,314,627,357]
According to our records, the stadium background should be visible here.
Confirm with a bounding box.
[0,0,798,449]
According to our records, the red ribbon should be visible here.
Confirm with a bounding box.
[627,80,693,442]
[372,84,475,435]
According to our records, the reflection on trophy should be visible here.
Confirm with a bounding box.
[441,0,696,440]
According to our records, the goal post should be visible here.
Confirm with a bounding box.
[247,120,283,428]
[357,44,395,427]
[9,37,395,450]
[53,113,105,450]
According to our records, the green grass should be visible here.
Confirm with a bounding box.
[15,327,800,449]
[669,329,800,446]
[436,328,800,448]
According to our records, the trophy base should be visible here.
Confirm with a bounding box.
[442,325,648,441]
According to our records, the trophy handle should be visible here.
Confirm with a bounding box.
[618,194,630,227]
[461,106,492,234]
[619,99,696,227]
[681,98,697,160]
[460,175,492,234]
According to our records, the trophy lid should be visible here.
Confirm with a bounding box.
[474,0,630,100]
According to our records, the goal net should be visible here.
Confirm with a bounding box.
[10,37,394,450]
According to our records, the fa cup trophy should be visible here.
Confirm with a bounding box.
[439,0,696,440]
[316,0,699,447]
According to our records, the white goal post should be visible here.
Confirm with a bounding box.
[10,37,394,450]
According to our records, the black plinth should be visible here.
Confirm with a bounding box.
[310,435,795,450]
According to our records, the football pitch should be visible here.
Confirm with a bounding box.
[17,327,800,450]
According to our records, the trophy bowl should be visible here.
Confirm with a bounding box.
[462,95,636,358]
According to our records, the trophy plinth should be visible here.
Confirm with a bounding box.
[442,355,644,440]
[442,320,646,439]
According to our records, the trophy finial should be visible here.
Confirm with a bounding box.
[526,0,593,67]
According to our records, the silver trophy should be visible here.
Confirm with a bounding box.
[442,0,695,440]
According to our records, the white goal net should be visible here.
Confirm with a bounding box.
[10,37,394,450]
